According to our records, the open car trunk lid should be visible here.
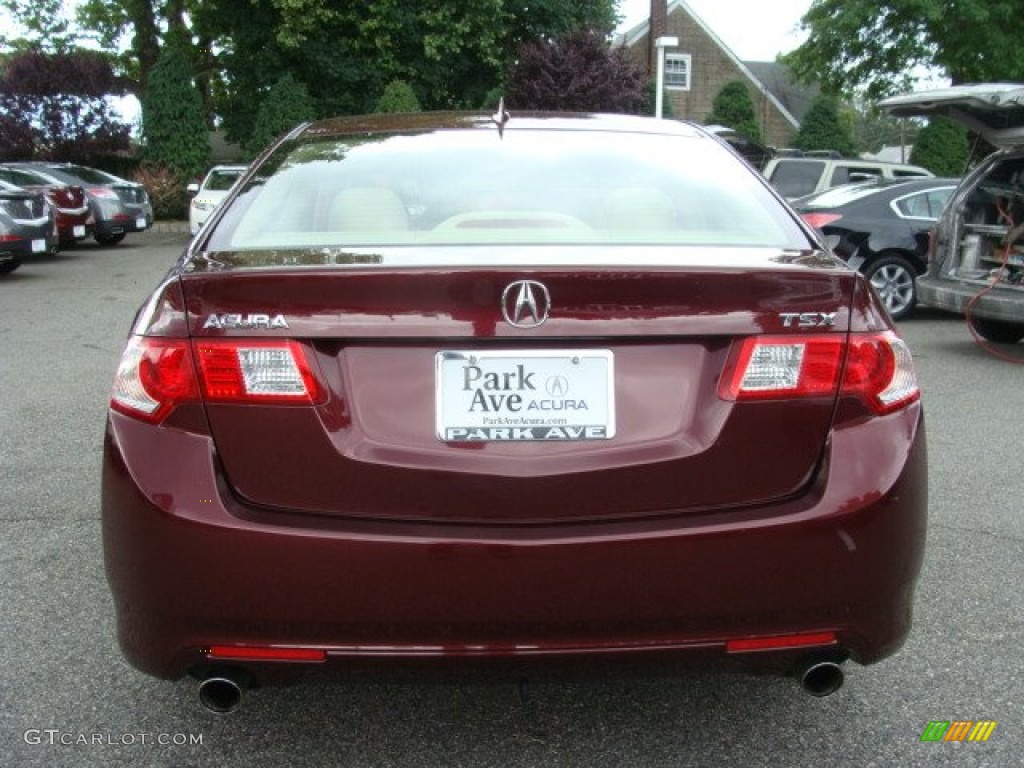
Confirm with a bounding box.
[182,246,855,525]
[879,83,1024,148]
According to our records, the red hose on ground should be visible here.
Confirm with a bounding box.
[964,201,1024,363]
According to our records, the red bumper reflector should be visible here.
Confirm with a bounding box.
[726,632,837,653]
[207,645,327,662]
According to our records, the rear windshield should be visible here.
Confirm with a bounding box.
[203,169,244,191]
[205,129,809,250]
[41,165,124,185]
[767,160,825,198]
[0,167,51,187]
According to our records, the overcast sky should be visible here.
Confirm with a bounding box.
[617,0,813,61]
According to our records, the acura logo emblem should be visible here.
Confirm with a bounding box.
[501,280,550,328]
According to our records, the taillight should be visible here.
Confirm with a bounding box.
[87,187,119,200]
[800,212,842,229]
[720,332,919,415]
[841,332,919,413]
[110,337,325,424]
[720,336,844,400]
[111,337,198,422]
[194,340,324,404]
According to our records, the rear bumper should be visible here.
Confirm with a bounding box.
[102,406,927,682]
[55,212,92,243]
[94,216,152,237]
[0,232,59,259]
[918,274,1024,323]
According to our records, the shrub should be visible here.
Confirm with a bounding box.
[910,117,969,176]
[706,81,761,141]
[135,163,188,220]
[794,95,855,157]
[375,81,421,113]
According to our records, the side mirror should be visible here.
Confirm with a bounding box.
[186,182,199,194]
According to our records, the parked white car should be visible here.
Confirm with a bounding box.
[187,165,247,235]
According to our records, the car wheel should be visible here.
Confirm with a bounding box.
[865,254,917,321]
[95,232,126,245]
[969,315,1024,344]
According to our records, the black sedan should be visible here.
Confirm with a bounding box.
[793,177,958,320]
[0,180,58,274]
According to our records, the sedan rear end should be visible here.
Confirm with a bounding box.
[102,113,927,709]
[0,182,58,274]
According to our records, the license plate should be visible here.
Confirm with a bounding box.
[73,225,86,237]
[436,350,614,441]
[136,217,147,229]
[31,239,46,253]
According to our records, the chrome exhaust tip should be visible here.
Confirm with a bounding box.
[799,660,844,697]
[198,675,244,713]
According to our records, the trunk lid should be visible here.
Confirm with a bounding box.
[879,83,1024,148]
[181,246,854,524]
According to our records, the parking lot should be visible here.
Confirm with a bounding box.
[1,231,1021,767]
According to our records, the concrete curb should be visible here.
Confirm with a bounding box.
[151,220,191,233]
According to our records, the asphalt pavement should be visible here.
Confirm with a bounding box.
[0,231,1020,767]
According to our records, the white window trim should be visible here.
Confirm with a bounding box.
[665,53,692,91]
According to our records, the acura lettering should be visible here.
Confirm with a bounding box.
[202,313,289,330]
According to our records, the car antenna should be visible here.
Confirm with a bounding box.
[492,97,510,138]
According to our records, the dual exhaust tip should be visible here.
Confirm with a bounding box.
[197,659,845,712]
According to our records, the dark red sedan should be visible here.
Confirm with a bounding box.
[102,112,927,712]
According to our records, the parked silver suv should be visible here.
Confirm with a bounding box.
[881,84,1024,343]
[763,155,933,200]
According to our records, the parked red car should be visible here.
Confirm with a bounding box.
[103,112,927,712]
[0,165,92,245]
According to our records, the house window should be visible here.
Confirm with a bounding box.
[665,53,691,90]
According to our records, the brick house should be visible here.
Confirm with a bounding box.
[616,0,806,148]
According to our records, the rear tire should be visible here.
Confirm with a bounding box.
[864,254,917,321]
[95,232,126,245]
[969,315,1024,344]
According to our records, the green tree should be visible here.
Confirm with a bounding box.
[0,0,77,51]
[140,44,208,177]
[76,0,178,98]
[375,81,421,114]
[848,101,916,156]
[705,81,761,141]
[783,0,1024,100]
[910,117,969,176]
[244,73,315,156]
[794,94,855,156]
